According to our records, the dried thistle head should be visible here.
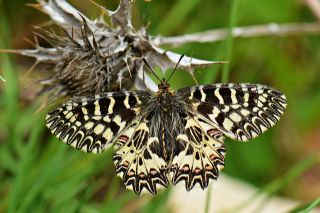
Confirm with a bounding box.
[35,17,139,98]
[7,0,221,101]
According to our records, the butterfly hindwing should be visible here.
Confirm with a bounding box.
[113,118,169,195]
[170,112,226,190]
[46,91,151,153]
[177,83,287,141]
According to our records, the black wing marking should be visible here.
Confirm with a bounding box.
[46,91,151,153]
[177,83,287,141]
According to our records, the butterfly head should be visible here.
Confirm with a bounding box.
[158,78,172,92]
[143,55,184,94]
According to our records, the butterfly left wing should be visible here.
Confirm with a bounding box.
[113,117,169,195]
[177,83,287,142]
[46,91,150,153]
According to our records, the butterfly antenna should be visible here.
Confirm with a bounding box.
[167,54,184,83]
[143,58,162,83]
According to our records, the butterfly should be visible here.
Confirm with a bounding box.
[45,58,287,195]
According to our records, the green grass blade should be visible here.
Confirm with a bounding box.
[0,0,19,128]
[300,197,320,213]
[0,145,16,174]
[260,155,316,196]
[8,116,45,213]
[229,154,318,212]
[73,181,99,213]
[200,43,225,84]
[101,192,136,213]
[221,0,240,83]
[204,1,239,213]
[289,197,320,213]
[18,145,67,213]
[141,189,171,213]
[155,0,201,35]
[102,176,120,209]
[204,184,212,213]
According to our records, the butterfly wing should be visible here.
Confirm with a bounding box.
[113,117,169,195]
[170,112,226,190]
[46,91,151,153]
[177,83,287,141]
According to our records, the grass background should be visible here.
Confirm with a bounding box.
[0,0,320,212]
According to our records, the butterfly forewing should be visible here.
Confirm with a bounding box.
[46,91,151,153]
[177,83,287,142]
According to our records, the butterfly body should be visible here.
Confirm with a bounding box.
[46,82,286,194]
[144,81,188,163]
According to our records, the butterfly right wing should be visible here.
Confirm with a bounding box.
[46,91,151,153]
[177,83,287,142]
[170,111,226,190]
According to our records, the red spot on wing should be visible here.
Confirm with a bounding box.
[207,129,222,138]
[119,135,129,143]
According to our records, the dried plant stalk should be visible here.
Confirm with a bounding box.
[3,0,221,101]
[153,22,320,47]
